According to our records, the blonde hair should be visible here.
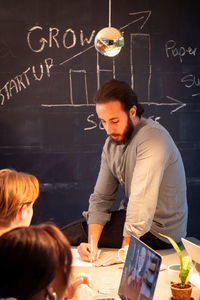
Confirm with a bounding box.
[0,169,39,226]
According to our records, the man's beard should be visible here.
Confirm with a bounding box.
[110,117,134,145]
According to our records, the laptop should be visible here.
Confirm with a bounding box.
[118,235,162,300]
[96,235,162,300]
[181,237,200,273]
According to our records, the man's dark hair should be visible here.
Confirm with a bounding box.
[94,79,144,117]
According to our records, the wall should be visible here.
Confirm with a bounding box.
[0,0,199,238]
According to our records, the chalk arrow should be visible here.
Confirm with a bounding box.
[140,96,186,114]
[166,96,187,113]
[59,10,152,66]
[120,11,152,31]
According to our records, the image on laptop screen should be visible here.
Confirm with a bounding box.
[118,236,162,300]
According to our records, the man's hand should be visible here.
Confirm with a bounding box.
[77,242,98,262]
[93,250,122,267]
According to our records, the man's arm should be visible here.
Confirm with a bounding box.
[92,129,169,267]
[124,128,170,238]
[78,142,119,262]
[77,223,103,262]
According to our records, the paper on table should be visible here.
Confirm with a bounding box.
[72,248,101,267]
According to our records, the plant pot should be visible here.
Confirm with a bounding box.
[170,282,192,300]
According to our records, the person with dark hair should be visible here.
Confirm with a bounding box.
[63,79,188,266]
[0,224,94,300]
[0,169,39,236]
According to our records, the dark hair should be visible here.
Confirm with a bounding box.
[94,79,144,117]
[0,224,72,299]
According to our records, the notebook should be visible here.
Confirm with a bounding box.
[96,235,162,300]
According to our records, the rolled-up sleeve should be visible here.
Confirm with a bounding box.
[83,146,119,225]
[123,129,170,237]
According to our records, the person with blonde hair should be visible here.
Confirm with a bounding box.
[0,169,39,235]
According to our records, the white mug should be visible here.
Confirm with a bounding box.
[118,245,129,262]
[167,264,193,283]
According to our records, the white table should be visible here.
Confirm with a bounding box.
[71,238,200,299]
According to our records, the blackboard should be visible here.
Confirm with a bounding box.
[0,0,200,239]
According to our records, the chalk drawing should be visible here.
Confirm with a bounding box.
[0,8,187,115]
[40,10,186,116]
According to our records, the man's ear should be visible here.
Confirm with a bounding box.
[129,105,137,119]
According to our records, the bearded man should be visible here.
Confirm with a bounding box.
[63,79,188,266]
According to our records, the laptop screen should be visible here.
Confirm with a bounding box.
[118,236,162,300]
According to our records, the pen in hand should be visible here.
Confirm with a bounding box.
[90,235,93,263]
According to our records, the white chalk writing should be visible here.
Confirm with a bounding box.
[0,9,188,124]
[27,26,96,53]
[165,40,197,63]
[84,114,104,131]
[0,58,53,105]
[181,74,200,88]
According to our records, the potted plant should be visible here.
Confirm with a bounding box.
[160,234,193,300]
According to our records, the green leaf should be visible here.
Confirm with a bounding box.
[159,234,191,285]
[179,256,192,285]
[160,234,183,268]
